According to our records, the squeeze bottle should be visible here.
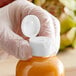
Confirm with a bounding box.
[16,15,64,76]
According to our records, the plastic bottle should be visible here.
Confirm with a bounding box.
[16,15,64,76]
[16,56,64,76]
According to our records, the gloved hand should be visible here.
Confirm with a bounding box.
[0,0,60,60]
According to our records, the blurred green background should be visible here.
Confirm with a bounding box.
[31,0,76,51]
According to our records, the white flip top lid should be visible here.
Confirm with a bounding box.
[21,15,57,57]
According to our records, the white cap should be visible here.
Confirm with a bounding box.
[21,15,57,57]
[29,37,56,57]
[21,15,40,37]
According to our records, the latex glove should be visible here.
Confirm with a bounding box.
[0,0,60,60]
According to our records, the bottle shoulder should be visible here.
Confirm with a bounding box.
[17,56,63,68]
[16,56,64,76]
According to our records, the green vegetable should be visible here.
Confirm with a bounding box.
[60,27,76,50]
[34,0,46,6]
[60,14,76,34]
[59,0,76,11]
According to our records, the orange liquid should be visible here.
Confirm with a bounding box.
[16,56,64,76]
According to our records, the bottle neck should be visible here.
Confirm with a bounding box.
[26,55,56,62]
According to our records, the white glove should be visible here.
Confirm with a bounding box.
[0,0,60,60]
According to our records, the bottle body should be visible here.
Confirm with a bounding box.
[16,56,64,76]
